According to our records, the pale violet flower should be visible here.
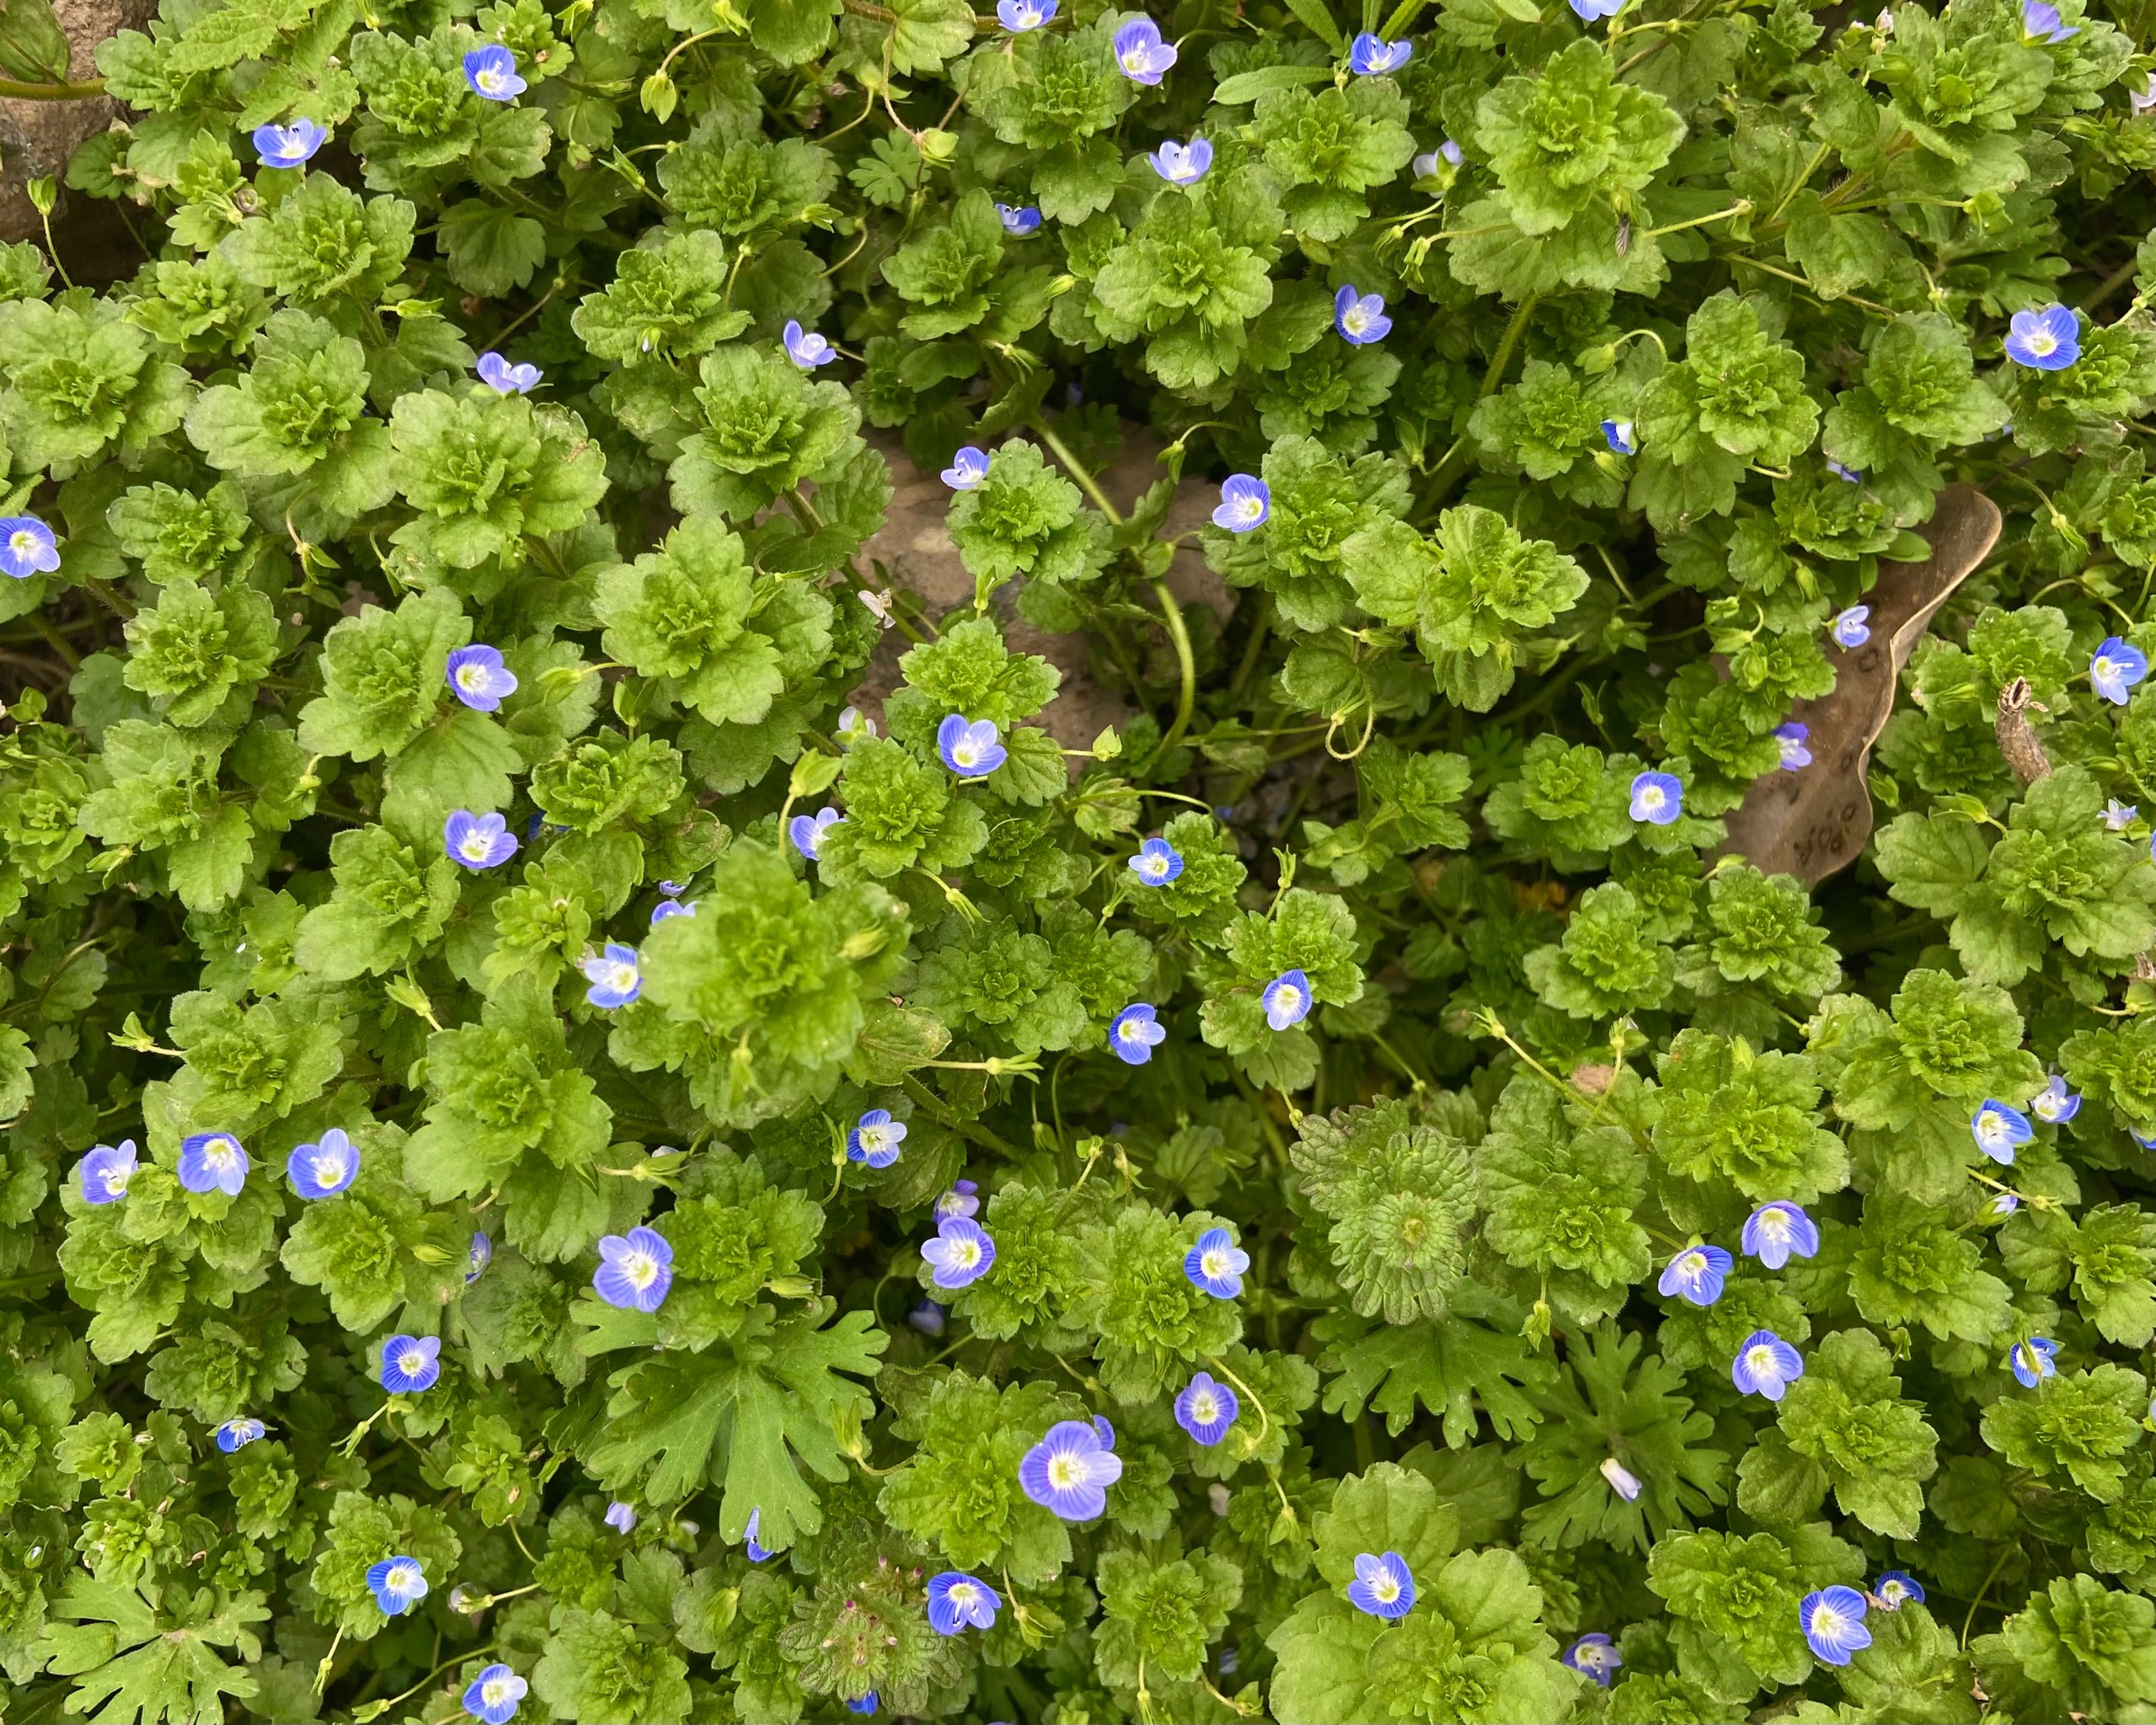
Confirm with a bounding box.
[476,351,540,393]
[997,0,1054,28]
[1148,136,1212,185]
[463,45,526,100]
[1831,606,1871,649]
[942,446,989,489]
[1213,473,1269,531]
[783,320,836,368]
[1113,17,1176,83]
[1335,285,1391,344]
[252,119,329,168]
[1347,32,1411,73]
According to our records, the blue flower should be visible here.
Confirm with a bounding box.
[1092,1413,1116,1449]
[2030,1073,2081,1124]
[1174,1370,1239,1445]
[1348,31,1411,72]
[922,1215,996,1288]
[908,1298,946,1335]
[926,1571,1002,1634]
[938,714,1006,777]
[1129,836,1185,884]
[935,1178,979,1219]
[1971,1099,2033,1166]
[997,202,1042,235]
[1184,1226,1249,1299]
[1113,17,1176,83]
[1334,285,1391,344]
[844,1696,878,1717]
[1148,136,1212,185]
[2023,0,2076,41]
[1600,418,1636,456]
[603,1500,637,1534]
[1562,1633,1622,1686]
[2004,303,2079,370]
[1213,473,1269,531]
[252,119,329,168]
[1831,605,1871,649]
[215,1418,265,1453]
[463,1663,527,1725]
[466,1231,491,1284]
[578,942,642,1009]
[1826,458,1864,483]
[1570,0,1625,18]
[1347,1551,1415,1619]
[78,1139,136,1205]
[1598,1457,1641,1501]
[0,515,59,579]
[379,1334,442,1395]
[1873,1571,1925,1610]
[2010,1335,2059,1387]
[366,1555,430,1616]
[784,320,836,369]
[1110,1001,1167,1065]
[446,644,518,711]
[789,805,843,861]
[743,1507,772,1562]
[1740,1203,1820,1269]
[475,351,540,394]
[594,1225,674,1312]
[848,1108,908,1167]
[1657,1243,1731,1306]
[1986,1191,2020,1219]
[1263,968,1312,1031]
[1773,721,1812,770]
[1019,1418,1124,1519]
[445,809,517,871]
[942,446,988,489]
[2106,798,2138,831]
[286,1128,360,1199]
[1800,1585,1871,1665]
[997,0,1053,28]
[1731,1329,1804,1401]
[2092,636,2148,705]
[1629,770,1683,825]
[178,1131,249,1196]
[650,897,693,926]
[463,45,527,100]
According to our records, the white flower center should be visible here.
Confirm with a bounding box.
[460,833,494,861]
[2025,330,2056,355]
[607,962,637,992]
[207,1141,236,1169]
[1192,1392,1218,1423]
[483,1679,511,1704]
[479,67,508,93]
[10,530,37,556]
[1680,1252,1704,1277]
[1640,786,1666,812]
[950,1582,978,1607]
[1202,1248,1230,1278]
[400,1348,427,1375]
[457,664,487,692]
[1343,306,1371,335]
[954,741,981,767]
[1747,1345,1778,1376]
[624,1250,658,1290]
[314,1151,347,1186]
[390,1565,419,1594]
[1119,1018,1145,1043]
[1236,496,1262,520]
[1812,1604,1846,1637]
[951,1239,980,1268]
[1274,985,1303,1013]
[1121,46,1144,68]
[102,1167,129,1195]
[1369,1572,1399,1602]
[1760,1209,1788,1237]
[1049,1455,1080,1487]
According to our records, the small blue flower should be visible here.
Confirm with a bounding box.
[463,1663,527,1725]
[1113,17,1176,83]
[2010,1335,2059,1387]
[1348,32,1411,73]
[1019,1418,1123,1519]
[2023,0,2076,42]
[784,320,836,369]
[1986,1191,2020,1219]
[848,1108,908,1167]
[926,1571,1002,1634]
[1334,285,1391,344]
[790,805,843,861]
[2092,636,2148,705]
[1773,721,1812,770]
[1148,136,1212,185]
[997,202,1042,236]
[1174,1370,1239,1445]
[379,1334,442,1395]
[938,714,1006,778]
[445,809,517,871]
[215,1418,265,1453]
[1347,1551,1415,1619]
[1263,969,1312,1032]
[594,1226,674,1311]
[1213,474,1269,531]
[287,1128,360,1199]
[2106,798,2138,831]
[922,1215,995,1289]
[1092,1413,1116,1450]
[1629,770,1683,825]
[1800,1585,1871,1665]
[463,45,526,100]
[475,351,540,394]
[1110,1001,1167,1065]
[1184,1226,1249,1299]
[1563,1633,1622,1686]
[935,1179,980,1220]
[1598,1458,1641,1501]
[604,1501,638,1534]
[1657,1243,1731,1306]
[1129,836,1185,885]
[2004,303,2080,370]
[580,942,641,1009]
[252,118,329,168]
[1831,605,1871,649]
[466,1231,492,1284]
[178,1131,248,1197]
[2030,1073,2081,1124]
[997,0,1053,29]
[1972,1099,2033,1166]
[78,1140,136,1205]
[1873,1571,1925,1610]
[0,515,59,579]
[844,1696,878,1717]
[650,897,693,926]
[1570,0,1625,15]
[743,1507,772,1562]
[447,644,518,711]
[1731,1330,1804,1401]
[366,1555,429,1616]
[1827,458,1864,483]
[908,1298,946,1335]
[942,446,988,489]
[1600,418,1636,456]
[1740,1203,1820,1269]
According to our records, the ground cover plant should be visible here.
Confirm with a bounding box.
[11,0,2156,1717]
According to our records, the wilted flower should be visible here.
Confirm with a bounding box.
[2010,1335,2059,1387]
[1831,605,1872,649]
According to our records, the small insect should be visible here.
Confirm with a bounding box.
[1615,215,1633,257]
